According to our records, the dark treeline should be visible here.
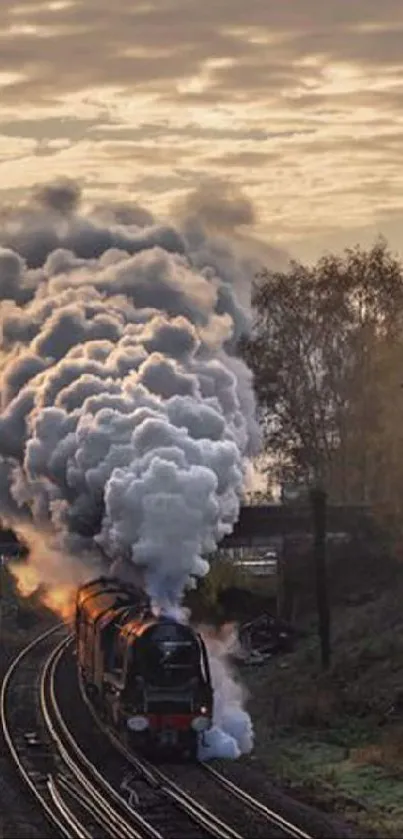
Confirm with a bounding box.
[242,238,403,545]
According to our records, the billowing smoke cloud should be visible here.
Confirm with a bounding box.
[174,179,291,316]
[0,178,183,273]
[175,179,257,234]
[0,178,262,612]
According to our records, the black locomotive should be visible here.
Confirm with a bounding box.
[75,577,213,759]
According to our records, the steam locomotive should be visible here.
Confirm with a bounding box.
[75,577,213,759]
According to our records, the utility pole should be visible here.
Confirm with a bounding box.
[310,487,331,669]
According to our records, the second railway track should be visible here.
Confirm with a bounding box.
[2,625,151,839]
[1,624,92,838]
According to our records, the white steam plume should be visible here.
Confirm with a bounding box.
[0,178,261,611]
[198,624,254,761]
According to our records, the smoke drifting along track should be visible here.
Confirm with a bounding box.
[0,178,261,758]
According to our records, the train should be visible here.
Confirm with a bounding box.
[75,576,214,759]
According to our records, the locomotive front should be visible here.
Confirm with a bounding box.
[122,617,213,756]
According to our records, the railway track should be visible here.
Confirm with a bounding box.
[109,743,313,839]
[99,725,313,839]
[2,627,159,838]
[0,624,93,838]
[41,636,156,839]
[200,764,312,839]
[62,642,314,839]
[51,639,244,839]
[2,628,315,839]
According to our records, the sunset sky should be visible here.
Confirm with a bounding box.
[2,0,403,263]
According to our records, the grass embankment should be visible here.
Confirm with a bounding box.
[245,566,403,838]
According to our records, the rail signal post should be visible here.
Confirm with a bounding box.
[310,487,331,670]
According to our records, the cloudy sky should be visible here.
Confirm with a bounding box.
[2,0,403,263]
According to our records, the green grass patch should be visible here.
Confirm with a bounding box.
[243,570,403,838]
[253,729,403,837]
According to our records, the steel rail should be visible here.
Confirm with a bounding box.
[0,624,82,838]
[201,763,313,839]
[57,634,315,839]
[55,772,124,839]
[47,775,94,839]
[80,665,313,839]
[78,674,244,839]
[43,637,161,839]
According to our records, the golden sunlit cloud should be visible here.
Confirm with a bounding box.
[1,0,403,261]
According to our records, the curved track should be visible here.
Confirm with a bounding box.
[65,641,314,839]
[51,639,244,839]
[2,628,159,838]
[0,624,89,838]
[100,727,313,839]
[200,763,312,839]
[2,629,315,839]
[41,637,154,839]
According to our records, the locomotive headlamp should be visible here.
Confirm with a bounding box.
[191,715,210,732]
[127,715,149,732]
[200,706,208,714]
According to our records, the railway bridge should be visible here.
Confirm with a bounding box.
[0,503,372,557]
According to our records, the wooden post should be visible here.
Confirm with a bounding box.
[310,487,331,669]
[280,535,295,622]
[277,510,294,622]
